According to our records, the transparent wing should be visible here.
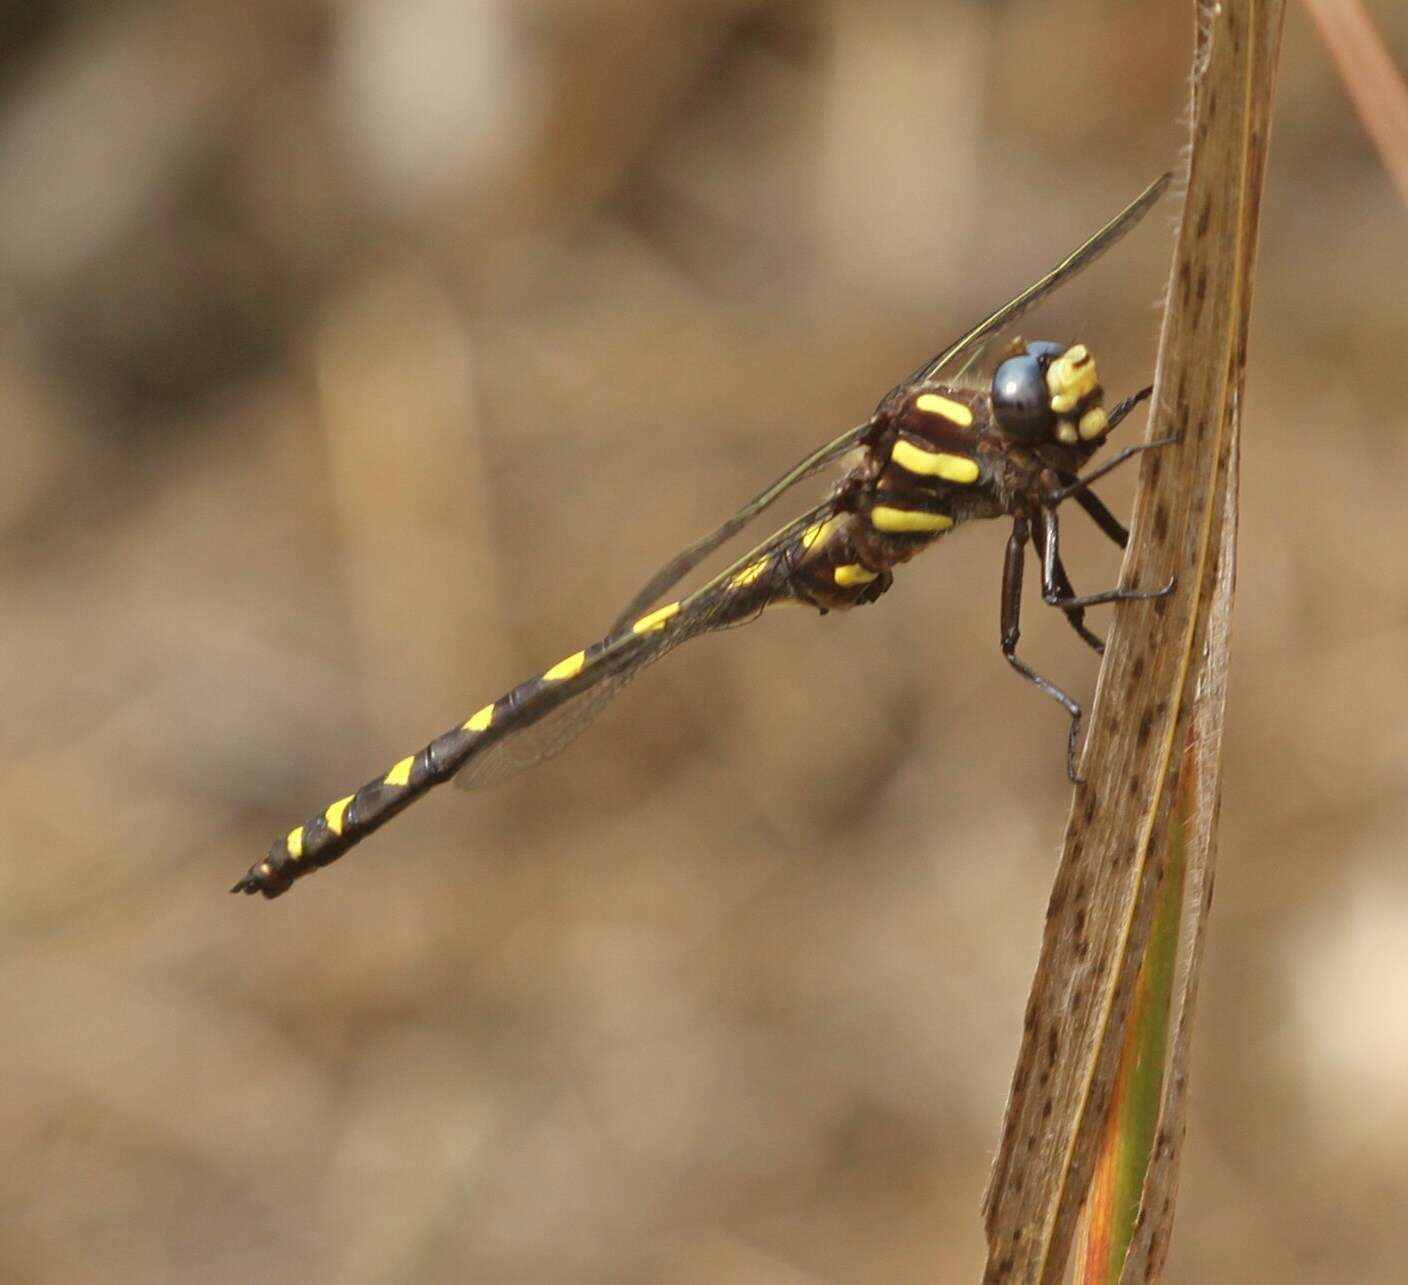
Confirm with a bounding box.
[608,176,1169,632]
[894,173,1172,393]
[460,499,840,791]
[608,422,868,633]
[453,648,680,790]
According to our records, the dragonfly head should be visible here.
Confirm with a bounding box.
[990,340,1109,448]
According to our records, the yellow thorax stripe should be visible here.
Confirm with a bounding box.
[870,506,954,534]
[324,795,354,836]
[464,703,494,732]
[890,439,980,484]
[543,650,586,681]
[834,563,879,587]
[800,516,840,550]
[632,601,681,633]
[384,756,414,787]
[914,392,975,427]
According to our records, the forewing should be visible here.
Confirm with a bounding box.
[461,499,839,791]
[453,643,680,790]
[608,423,868,632]
[896,174,1172,393]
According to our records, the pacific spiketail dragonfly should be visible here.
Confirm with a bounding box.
[234,174,1172,900]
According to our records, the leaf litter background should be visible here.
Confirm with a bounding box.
[1,3,1405,1282]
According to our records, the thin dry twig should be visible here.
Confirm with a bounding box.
[1302,0,1408,207]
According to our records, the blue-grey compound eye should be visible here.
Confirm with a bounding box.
[991,353,1056,440]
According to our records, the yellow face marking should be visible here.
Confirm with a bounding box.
[1046,344,1100,417]
[730,558,770,588]
[465,703,494,732]
[914,393,975,427]
[834,563,879,587]
[1078,408,1109,441]
[543,650,587,682]
[870,505,954,534]
[324,795,354,837]
[286,825,305,860]
[631,601,681,634]
[890,439,980,484]
[384,756,414,788]
[1056,423,1079,445]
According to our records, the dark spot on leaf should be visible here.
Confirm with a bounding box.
[1138,709,1155,746]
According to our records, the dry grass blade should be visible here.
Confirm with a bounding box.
[1073,762,1186,1285]
[979,3,1285,1283]
[1302,0,1408,207]
[1115,465,1241,1284]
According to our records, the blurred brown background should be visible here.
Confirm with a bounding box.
[2,2,1405,1282]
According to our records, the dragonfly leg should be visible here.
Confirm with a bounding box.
[1040,506,1176,610]
[1105,385,1153,432]
[1034,513,1105,655]
[1002,515,1084,782]
[1047,429,1176,551]
[1073,489,1130,550]
[1045,434,1179,508]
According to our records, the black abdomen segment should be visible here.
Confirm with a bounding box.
[232,631,655,898]
[233,572,788,899]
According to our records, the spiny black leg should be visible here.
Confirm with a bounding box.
[1039,507,1176,611]
[1075,489,1129,550]
[1034,513,1105,654]
[1046,436,1180,506]
[1002,515,1083,782]
[1053,556,1105,654]
[1105,385,1153,433]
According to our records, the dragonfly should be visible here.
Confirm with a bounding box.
[234,174,1173,900]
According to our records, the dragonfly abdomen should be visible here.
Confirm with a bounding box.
[232,632,655,898]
